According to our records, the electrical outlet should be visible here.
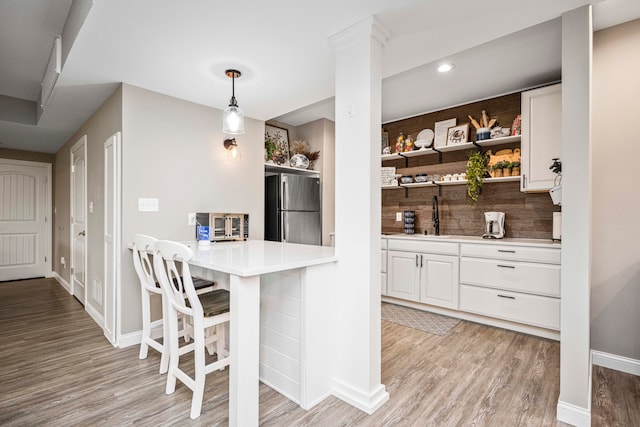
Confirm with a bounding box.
[60,256,66,267]
[396,212,402,222]
[138,198,159,212]
[188,213,196,225]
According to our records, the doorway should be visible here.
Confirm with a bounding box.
[0,159,52,281]
[70,136,87,305]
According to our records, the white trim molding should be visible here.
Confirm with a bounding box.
[557,400,591,427]
[331,380,389,415]
[52,272,71,294]
[592,350,640,376]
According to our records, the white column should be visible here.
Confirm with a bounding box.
[228,274,260,426]
[557,5,592,427]
[329,16,390,413]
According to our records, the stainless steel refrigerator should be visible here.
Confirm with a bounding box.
[265,173,321,245]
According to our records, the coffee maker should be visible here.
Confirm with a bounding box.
[483,212,505,239]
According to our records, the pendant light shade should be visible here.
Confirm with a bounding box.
[222,69,245,134]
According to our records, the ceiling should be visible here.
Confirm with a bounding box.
[1,0,639,154]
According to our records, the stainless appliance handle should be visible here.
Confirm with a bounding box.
[282,213,287,242]
[281,176,288,211]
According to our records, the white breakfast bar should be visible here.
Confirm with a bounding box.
[185,240,338,426]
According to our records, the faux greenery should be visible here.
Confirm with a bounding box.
[466,150,489,203]
[511,161,521,168]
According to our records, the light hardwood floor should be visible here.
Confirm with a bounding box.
[0,278,638,426]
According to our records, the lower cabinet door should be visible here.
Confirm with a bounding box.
[381,272,387,296]
[420,253,459,309]
[387,250,420,301]
[459,284,560,330]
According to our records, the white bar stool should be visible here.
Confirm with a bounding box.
[153,239,230,419]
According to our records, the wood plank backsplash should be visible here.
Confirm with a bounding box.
[382,91,559,239]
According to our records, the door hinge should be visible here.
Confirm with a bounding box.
[70,267,75,275]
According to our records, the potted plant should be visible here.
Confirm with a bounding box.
[500,161,512,177]
[511,161,521,176]
[492,162,504,178]
[466,150,488,203]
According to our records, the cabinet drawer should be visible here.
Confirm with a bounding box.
[460,243,560,264]
[381,250,387,272]
[460,285,560,330]
[460,257,560,297]
[388,239,459,256]
[381,238,388,249]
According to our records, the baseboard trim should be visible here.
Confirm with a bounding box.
[118,331,143,348]
[331,380,389,415]
[117,323,163,349]
[86,303,104,329]
[52,272,71,294]
[592,350,640,376]
[557,400,590,427]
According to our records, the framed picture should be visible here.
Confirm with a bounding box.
[381,130,389,154]
[265,124,290,165]
[434,118,457,148]
[447,123,469,146]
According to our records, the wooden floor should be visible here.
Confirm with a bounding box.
[1,278,638,426]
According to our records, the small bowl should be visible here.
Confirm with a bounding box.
[400,175,414,184]
[414,174,428,183]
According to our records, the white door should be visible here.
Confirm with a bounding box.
[104,132,121,344]
[71,137,87,305]
[0,160,51,281]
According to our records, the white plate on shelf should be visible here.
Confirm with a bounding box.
[415,129,434,149]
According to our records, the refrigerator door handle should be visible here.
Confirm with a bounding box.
[281,176,288,210]
[281,213,287,242]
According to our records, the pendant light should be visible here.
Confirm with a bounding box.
[222,69,245,134]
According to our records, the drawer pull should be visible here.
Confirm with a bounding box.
[497,294,516,300]
[497,264,516,269]
[497,249,516,253]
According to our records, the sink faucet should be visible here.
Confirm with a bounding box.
[432,195,440,236]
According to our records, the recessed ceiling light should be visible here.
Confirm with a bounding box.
[437,63,455,73]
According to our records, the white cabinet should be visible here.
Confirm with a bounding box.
[386,239,459,309]
[520,83,562,192]
[387,250,421,301]
[381,238,388,296]
[459,242,561,330]
[419,253,459,309]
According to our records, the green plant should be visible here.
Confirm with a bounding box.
[495,160,511,170]
[492,162,503,171]
[511,161,521,168]
[466,150,488,203]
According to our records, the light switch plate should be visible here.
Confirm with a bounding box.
[396,212,402,221]
[88,201,94,213]
[138,198,159,212]
[188,213,196,225]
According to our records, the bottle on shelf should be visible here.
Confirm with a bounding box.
[395,133,405,153]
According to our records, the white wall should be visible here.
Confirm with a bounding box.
[54,85,123,317]
[591,18,640,361]
[119,84,265,334]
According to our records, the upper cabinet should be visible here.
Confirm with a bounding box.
[520,83,562,192]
